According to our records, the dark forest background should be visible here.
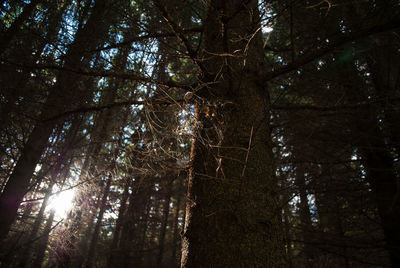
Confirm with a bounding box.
[0,0,399,267]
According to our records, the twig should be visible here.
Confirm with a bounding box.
[241,126,254,178]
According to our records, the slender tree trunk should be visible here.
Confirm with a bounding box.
[181,0,285,266]
[74,190,102,268]
[171,190,182,266]
[283,203,294,268]
[157,180,173,266]
[18,182,54,268]
[18,114,80,267]
[137,192,153,267]
[85,175,112,268]
[30,209,55,268]
[108,179,130,267]
[295,164,315,266]
[117,177,150,267]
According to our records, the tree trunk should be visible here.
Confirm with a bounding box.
[359,135,400,266]
[181,0,285,267]
[116,177,152,267]
[283,203,294,268]
[157,180,173,266]
[85,175,112,268]
[171,188,183,266]
[295,164,315,266]
[18,182,54,268]
[108,179,130,267]
[31,208,55,268]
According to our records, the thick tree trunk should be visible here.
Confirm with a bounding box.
[0,120,54,241]
[360,137,400,266]
[181,1,285,267]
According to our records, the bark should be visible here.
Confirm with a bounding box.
[107,179,130,267]
[283,204,294,268]
[115,177,152,268]
[157,180,173,266]
[346,47,400,265]
[181,0,285,267]
[85,175,112,268]
[295,164,315,266]
[18,182,54,268]
[359,133,400,266]
[74,191,101,268]
[365,38,400,267]
[314,167,350,268]
[0,0,115,242]
[18,114,80,267]
[171,189,183,265]
[30,209,55,268]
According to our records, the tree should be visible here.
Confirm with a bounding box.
[179,0,286,266]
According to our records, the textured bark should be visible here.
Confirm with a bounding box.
[171,189,183,265]
[181,0,285,267]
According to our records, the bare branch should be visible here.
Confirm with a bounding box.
[152,0,206,74]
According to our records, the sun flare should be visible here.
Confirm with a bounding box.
[47,188,75,219]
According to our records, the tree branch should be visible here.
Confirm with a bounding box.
[43,98,187,122]
[6,61,194,90]
[152,0,206,74]
[264,19,400,81]
[271,97,400,111]
[91,27,203,52]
